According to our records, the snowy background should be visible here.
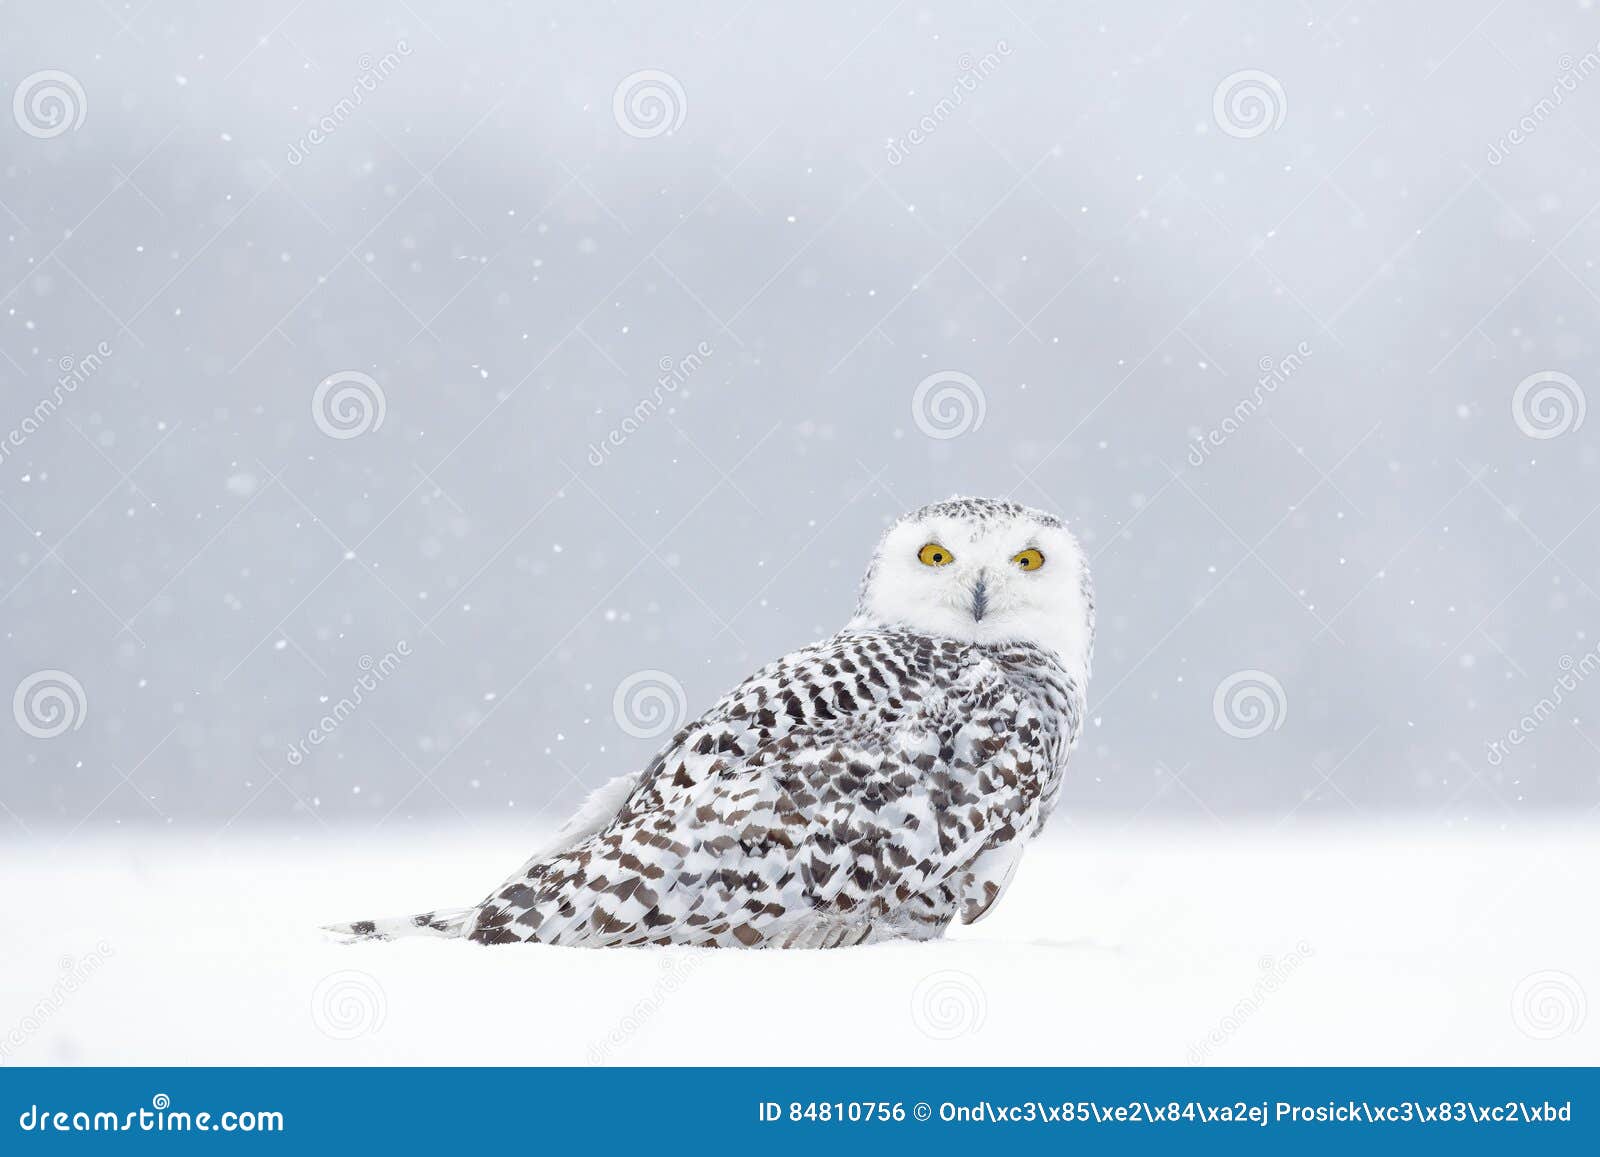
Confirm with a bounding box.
[1,2,1597,1064]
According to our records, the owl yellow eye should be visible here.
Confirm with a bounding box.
[1012,548,1045,571]
[917,542,954,567]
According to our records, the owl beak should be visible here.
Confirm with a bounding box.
[970,574,989,622]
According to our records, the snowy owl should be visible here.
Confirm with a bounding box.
[329,497,1093,949]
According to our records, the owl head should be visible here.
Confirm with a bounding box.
[851,497,1094,677]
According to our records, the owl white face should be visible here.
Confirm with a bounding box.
[852,498,1094,674]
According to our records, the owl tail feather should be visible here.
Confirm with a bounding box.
[322,907,473,943]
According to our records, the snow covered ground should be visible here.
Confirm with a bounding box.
[3,819,1595,1067]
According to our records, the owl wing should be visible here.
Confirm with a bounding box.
[470,629,1064,946]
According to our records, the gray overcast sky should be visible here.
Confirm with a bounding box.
[3,1,1599,829]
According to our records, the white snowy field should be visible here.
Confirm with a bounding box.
[2,819,1595,1067]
